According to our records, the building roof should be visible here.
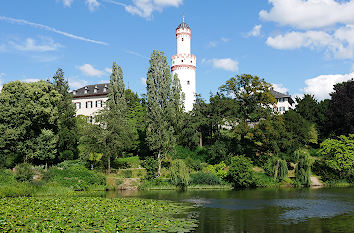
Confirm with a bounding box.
[72,83,109,98]
[177,22,190,30]
[271,89,295,104]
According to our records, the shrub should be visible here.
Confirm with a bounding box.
[15,163,35,182]
[207,161,228,180]
[170,160,189,189]
[253,172,279,187]
[227,156,255,189]
[44,162,105,191]
[142,157,158,180]
[264,157,288,181]
[189,172,221,185]
[294,149,312,186]
[184,157,202,171]
[114,156,141,169]
[0,169,16,185]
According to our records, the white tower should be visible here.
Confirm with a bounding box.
[171,16,196,112]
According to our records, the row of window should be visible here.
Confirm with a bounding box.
[75,100,104,110]
[277,98,288,103]
[274,107,286,112]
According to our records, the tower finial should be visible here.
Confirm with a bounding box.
[182,13,185,23]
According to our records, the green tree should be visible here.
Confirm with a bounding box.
[0,81,60,166]
[219,74,276,122]
[96,62,134,173]
[30,129,58,166]
[294,149,312,186]
[295,94,318,123]
[327,80,354,136]
[227,155,255,188]
[51,68,78,161]
[170,159,189,189]
[145,51,176,176]
[320,134,354,178]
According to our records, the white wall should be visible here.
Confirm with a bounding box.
[73,96,108,117]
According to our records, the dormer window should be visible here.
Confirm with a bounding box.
[84,86,88,94]
[187,80,190,85]
[94,85,98,93]
[104,85,107,92]
[73,90,76,95]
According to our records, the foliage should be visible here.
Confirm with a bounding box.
[184,157,202,171]
[0,197,198,232]
[142,157,159,180]
[320,134,354,178]
[207,161,228,180]
[0,169,16,185]
[253,172,279,187]
[51,68,78,161]
[264,157,288,181]
[0,81,60,165]
[189,172,222,185]
[219,74,276,122]
[113,156,141,169]
[14,163,35,182]
[96,62,135,173]
[295,94,319,123]
[294,149,312,186]
[29,129,58,164]
[170,159,189,189]
[173,146,208,162]
[227,156,255,188]
[44,162,105,191]
[146,50,176,176]
[327,80,354,136]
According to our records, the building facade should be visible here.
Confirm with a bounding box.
[271,89,295,114]
[171,17,196,112]
[72,83,109,121]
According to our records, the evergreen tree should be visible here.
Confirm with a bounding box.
[51,68,78,161]
[146,50,176,176]
[170,74,186,145]
[96,62,134,173]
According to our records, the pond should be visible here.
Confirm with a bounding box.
[107,187,354,233]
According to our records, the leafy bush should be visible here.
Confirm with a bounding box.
[227,156,255,188]
[0,183,34,198]
[294,149,312,186]
[264,157,288,181]
[170,160,189,189]
[114,156,141,169]
[253,172,279,187]
[0,169,16,185]
[142,157,158,180]
[173,146,208,162]
[184,157,202,171]
[189,172,221,185]
[207,161,228,180]
[44,162,105,191]
[15,163,35,182]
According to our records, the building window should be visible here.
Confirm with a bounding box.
[86,101,93,108]
[88,116,93,124]
[182,38,184,41]
[181,60,184,63]
[187,80,190,85]
[75,102,81,110]
[96,100,103,108]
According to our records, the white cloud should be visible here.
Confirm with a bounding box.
[141,77,146,85]
[221,37,229,42]
[23,78,41,83]
[303,72,354,100]
[86,0,100,11]
[0,16,108,45]
[105,67,112,74]
[69,79,89,89]
[272,83,289,94]
[0,73,5,78]
[210,58,239,72]
[260,0,354,29]
[78,64,105,77]
[208,37,230,48]
[61,0,74,7]
[9,38,62,52]
[247,24,262,37]
[266,25,354,59]
[104,0,183,19]
[125,49,149,59]
[208,41,217,48]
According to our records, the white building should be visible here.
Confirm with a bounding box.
[72,83,108,121]
[171,17,197,112]
[271,89,295,114]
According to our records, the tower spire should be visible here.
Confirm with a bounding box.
[182,13,185,23]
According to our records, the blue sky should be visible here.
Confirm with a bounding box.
[1,0,354,100]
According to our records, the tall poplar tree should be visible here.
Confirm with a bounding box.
[96,62,134,173]
[146,51,176,176]
[52,68,78,161]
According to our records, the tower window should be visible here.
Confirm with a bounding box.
[181,60,184,63]
[187,81,190,85]
[182,38,184,41]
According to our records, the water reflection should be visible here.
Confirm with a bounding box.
[107,187,354,233]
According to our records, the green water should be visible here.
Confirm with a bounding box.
[107,187,354,233]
